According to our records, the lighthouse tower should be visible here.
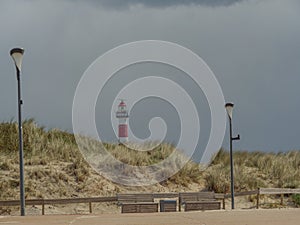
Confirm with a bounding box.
[116,100,129,143]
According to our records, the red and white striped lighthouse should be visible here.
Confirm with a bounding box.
[116,100,129,143]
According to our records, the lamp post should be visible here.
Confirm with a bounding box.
[225,102,240,210]
[10,48,25,216]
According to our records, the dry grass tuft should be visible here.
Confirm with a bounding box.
[204,148,300,193]
[0,120,299,204]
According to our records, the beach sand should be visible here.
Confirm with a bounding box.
[1,208,299,225]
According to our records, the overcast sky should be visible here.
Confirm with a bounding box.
[1,0,300,159]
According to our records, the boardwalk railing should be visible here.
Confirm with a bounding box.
[0,197,117,215]
[257,188,300,208]
[224,188,300,209]
[1,188,299,214]
[223,190,258,209]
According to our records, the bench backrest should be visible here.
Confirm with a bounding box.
[117,193,154,203]
[179,192,215,203]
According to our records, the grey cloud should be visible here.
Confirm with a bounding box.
[82,0,248,8]
[1,0,300,158]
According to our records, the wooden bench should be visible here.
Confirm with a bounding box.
[117,193,158,213]
[179,192,221,211]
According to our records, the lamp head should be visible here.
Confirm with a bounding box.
[225,102,234,119]
[10,48,24,71]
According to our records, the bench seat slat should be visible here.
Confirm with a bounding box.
[121,202,158,213]
[118,193,157,213]
[179,192,221,211]
[185,201,221,211]
[117,193,154,203]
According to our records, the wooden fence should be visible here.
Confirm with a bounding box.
[257,188,300,208]
[224,190,258,209]
[0,197,117,215]
[224,188,300,209]
[1,188,299,215]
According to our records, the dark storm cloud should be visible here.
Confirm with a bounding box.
[1,0,300,156]
[84,0,247,8]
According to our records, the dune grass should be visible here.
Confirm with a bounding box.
[0,120,299,200]
[204,148,300,193]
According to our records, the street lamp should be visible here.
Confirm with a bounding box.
[225,102,240,210]
[10,48,25,216]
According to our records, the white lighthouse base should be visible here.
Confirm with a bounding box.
[119,137,128,144]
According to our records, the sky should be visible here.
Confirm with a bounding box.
[1,0,300,162]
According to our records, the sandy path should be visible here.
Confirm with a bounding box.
[0,209,299,225]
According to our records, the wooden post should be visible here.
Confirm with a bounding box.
[179,203,181,212]
[256,188,260,209]
[89,202,92,213]
[42,203,45,215]
[280,194,284,206]
[223,190,226,210]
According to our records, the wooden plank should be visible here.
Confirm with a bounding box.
[117,193,154,204]
[214,193,225,199]
[0,200,20,207]
[26,199,45,205]
[0,199,45,207]
[153,193,178,198]
[236,190,259,196]
[121,202,158,213]
[179,192,215,201]
[43,197,117,204]
[122,204,138,213]
[184,201,221,211]
[225,190,258,198]
[259,188,300,195]
[139,203,158,213]
[44,198,85,204]
[179,192,215,203]
[0,197,116,207]
[0,200,43,210]
[90,196,117,202]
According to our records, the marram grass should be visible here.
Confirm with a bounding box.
[0,120,299,200]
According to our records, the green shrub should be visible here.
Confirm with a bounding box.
[292,194,300,206]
